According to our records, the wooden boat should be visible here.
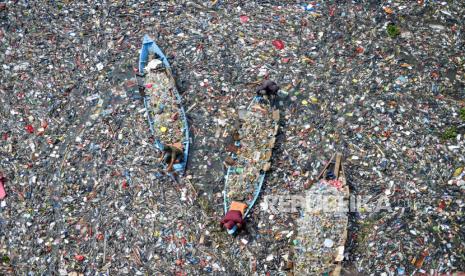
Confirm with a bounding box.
[135,35,189,177]
[294,152,349,275]
[223,95,279,234]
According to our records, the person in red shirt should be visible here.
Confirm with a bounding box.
[221,210,244,234]
[0,172,6,200]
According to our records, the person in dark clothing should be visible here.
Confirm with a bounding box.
[160,144,183,172]
[135,73,146,98]
[256,80,279,106]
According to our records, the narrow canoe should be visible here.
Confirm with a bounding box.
[136,35,189,177]
[294,152,350,275]
[223,95,279,234]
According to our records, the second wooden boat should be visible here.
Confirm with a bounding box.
[223,95,279,234]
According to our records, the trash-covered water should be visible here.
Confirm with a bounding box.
[1,1,464,275]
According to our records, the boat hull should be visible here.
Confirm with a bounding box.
[294,153,350,275]
[223,96,279,234]
[137,35,190,177]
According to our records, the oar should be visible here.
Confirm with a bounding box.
[313,153,336,185]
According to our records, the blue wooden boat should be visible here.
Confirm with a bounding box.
[136,35,189,178]
[223,95,279,234]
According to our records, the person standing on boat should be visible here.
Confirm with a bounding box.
[160,144,183,172]
[256,79,279,106]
